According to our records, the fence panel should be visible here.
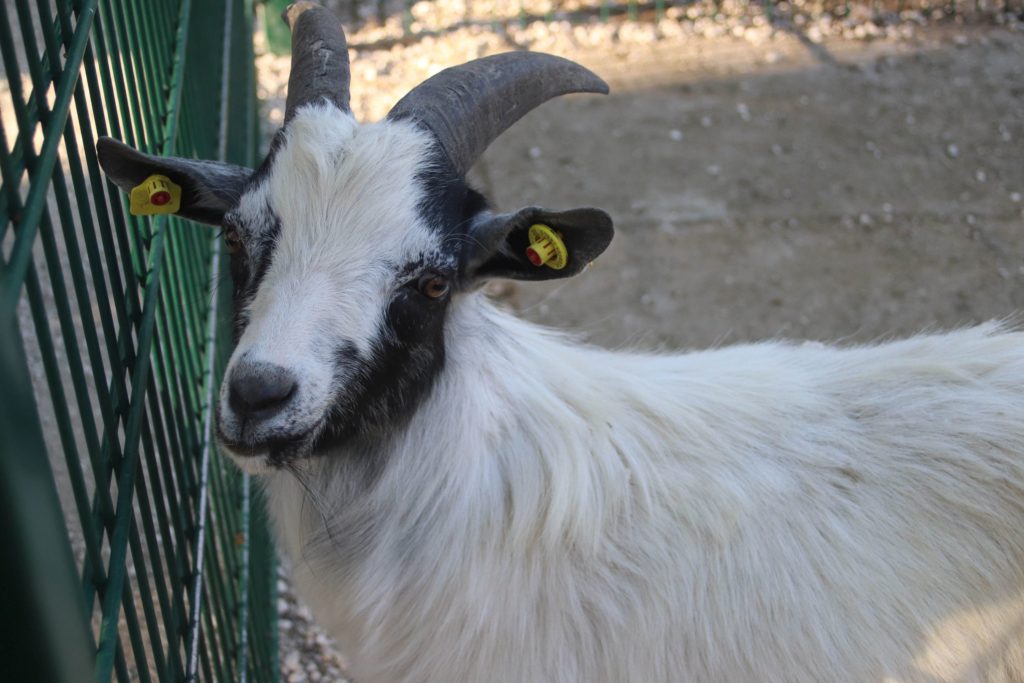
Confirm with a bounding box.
[0,0,277,681]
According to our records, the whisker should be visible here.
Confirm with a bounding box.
[286,460,345,557]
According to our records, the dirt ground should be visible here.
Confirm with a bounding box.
[472,27,1024,350]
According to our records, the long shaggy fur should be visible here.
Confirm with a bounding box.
[266,297,1024,683]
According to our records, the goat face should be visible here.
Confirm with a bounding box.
[96,2,613,472]
[218,110,466,467]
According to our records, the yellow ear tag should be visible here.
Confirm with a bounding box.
[129,174,181,216]
[525,223,568,270]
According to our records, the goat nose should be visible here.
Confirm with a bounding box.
[228,361,298,420]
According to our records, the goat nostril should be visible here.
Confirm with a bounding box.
[228,363,298,418]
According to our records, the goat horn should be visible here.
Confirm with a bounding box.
[386,52,608,176]
[282,1,350,121]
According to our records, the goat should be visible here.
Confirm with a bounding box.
[97,2,1024,681]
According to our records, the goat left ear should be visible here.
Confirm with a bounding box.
[463,206,613,282]
[97,137,252,225]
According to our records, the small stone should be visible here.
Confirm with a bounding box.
[771,143,783,156]
[706,164,721,176]
[736,103,751,121]
[700,116,713,128]
[858,213,873,226]
[284,650,301,671]
[975,169,987,183]
[1010,192,1021,203]
[946,143,959,158]
[528,146,542,159]
[669,129,683,141]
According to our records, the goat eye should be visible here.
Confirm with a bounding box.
[417,274,450,300]
[223,228,242,254]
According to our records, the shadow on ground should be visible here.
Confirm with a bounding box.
[473,26,1024,349]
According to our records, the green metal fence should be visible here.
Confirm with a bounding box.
[0,1,277,681]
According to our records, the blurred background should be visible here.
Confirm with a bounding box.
[253,1,1024,680]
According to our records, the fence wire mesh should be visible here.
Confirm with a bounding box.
[0,1,278,681]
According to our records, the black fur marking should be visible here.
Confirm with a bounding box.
[226,203,282,342]
[415,149,490,288]
[312,283,450,453]
[246,130,287,190]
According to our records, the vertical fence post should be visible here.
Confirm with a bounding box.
[0,323,95,683]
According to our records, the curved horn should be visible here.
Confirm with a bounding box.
[282,1,350,121]
[386,52,608,176]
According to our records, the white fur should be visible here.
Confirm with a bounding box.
[265,301,1024,683]
[225,108,1024,682]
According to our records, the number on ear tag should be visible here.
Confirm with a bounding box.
[129,174,181,216]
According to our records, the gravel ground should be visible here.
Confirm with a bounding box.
[257,1,1023,125]
[259,5,1024,680]
[277,567,350,682]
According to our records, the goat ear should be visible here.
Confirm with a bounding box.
[96,137,251,225]
[463,206,613,282]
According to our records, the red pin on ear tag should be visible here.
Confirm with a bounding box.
[129,174,181,216]
[525,224,568,270]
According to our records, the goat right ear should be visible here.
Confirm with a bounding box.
[462,206,613,282]
[96,137,252,225]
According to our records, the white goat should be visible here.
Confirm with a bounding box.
[98,3,1024,681]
